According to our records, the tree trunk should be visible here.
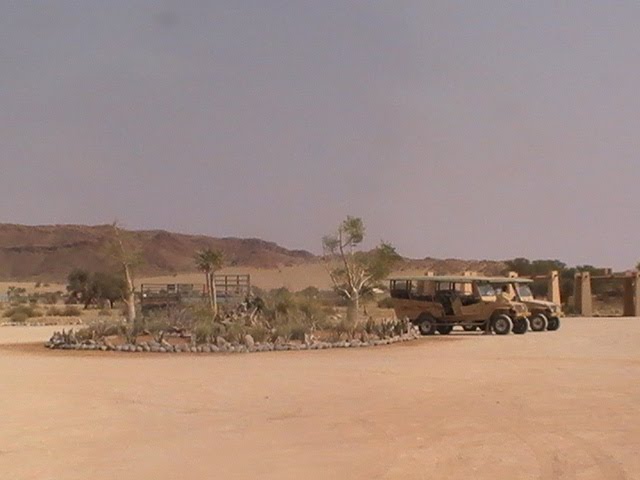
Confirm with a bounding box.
[346,291,359,324]
[212,273,218,316]
[125,290,136,324]
[206,272,214,311]
[123,262,136,324]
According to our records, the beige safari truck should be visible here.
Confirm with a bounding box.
[487,277,562,332]
[388,276,530,335]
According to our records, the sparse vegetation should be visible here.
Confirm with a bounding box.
[64,283,410,350]
[45,306,82,317]
[3,305,43,322]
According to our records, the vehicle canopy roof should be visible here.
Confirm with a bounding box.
[485,277,534,284]
[389,275,496,284]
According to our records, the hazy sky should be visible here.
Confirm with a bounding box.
[2,1,639,269]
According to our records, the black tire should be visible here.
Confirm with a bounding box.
[437,325,453,335]
[417,313,437,335]
[512,317,529,334]
[462,325,477,332]
[492,314,513,335]
[529,313,548,332]
[547,317,560,331]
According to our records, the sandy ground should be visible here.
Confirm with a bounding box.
[1,318,639,480]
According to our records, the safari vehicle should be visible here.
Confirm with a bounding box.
[388,276,530,335]
[487,277,562,332]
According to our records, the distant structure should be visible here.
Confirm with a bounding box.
[140,274,251,313]
[573,270,640,317]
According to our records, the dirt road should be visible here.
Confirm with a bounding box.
[1,318,639,479]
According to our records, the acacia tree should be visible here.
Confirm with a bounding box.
[66,269,125,308]
[66,269,95,308]
[195,248,224,314]
[322,216,401,323]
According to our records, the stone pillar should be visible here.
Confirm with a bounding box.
[573,272,593,316]
[424,271,436,296]
[623,272,640,317]
[504,271,518,298]
[548,271,561,305]
[635,273,640,317]
[461,271,476,294]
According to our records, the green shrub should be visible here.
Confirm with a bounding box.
[145,317,172,334]
[10,312,29,323]
[193,321,214,345]
[45,305,81,317]
[62,306,81,316]
[3,305,42,319]
[247,324,270,343]
[224,322,247,344]
[272,320,308,342]
[297,297,329,328]
[76,321,124,341]
[192,320,226,344]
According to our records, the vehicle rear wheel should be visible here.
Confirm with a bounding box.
[547,317,561,331]
[512,317,529,334]
[417,313,437,335]
[437,325,453,335]
[492,314,513,335]
[529,313,548,332]
[462,325,477,332]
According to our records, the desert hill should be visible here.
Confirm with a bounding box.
[0,224,314,280]
[0,224,507,283]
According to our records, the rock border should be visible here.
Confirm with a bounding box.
[45,331,421,354]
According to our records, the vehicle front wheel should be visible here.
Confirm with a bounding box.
[417,314,437,335]
[437,325,453,335]
[512,317,529,334]
[547,317,561,331]
[492,314,513,335]
[529,313,548,332]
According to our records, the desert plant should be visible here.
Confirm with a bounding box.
[62,305,82,316]
[3,305,43,319]
[247,324,270,343]
[193,320,214,344]
[322,216,401,324]
[297,297,329,329]
[271,320,307,342]
[195,248,224,314]
[45,305,82,317]
[9,312,29,323]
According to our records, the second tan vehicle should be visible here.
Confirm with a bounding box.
[388,276,530,335]
[487,277,562,332]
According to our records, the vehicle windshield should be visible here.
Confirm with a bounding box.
[476,283,496,298]
[515,284,534,299]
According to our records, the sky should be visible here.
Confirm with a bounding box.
[1,1,639,269]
